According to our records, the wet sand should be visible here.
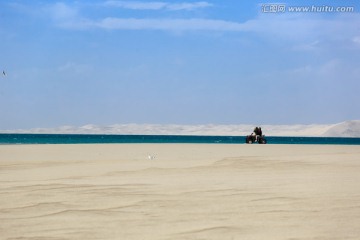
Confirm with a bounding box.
[1,144,360,240]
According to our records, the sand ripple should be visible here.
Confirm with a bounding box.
[1,144,360,239]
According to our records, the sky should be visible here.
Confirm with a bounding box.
[1,0,360,129]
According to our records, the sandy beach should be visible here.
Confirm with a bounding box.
[1,144,360,240]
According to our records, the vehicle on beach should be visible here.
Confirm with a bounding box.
[245,134,267,144]
[246,126,267,144]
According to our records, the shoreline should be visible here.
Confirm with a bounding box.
[1,134,360,146]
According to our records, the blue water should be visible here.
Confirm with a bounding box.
[0,134,360,145]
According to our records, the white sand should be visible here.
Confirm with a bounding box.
[3,120,360,137]
[1,144,360,239]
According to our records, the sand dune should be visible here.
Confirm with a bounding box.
[2,120,360,137]
[1,144,360,239]
[322,120,360,137]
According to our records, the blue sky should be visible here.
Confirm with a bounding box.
[1,0,360,129]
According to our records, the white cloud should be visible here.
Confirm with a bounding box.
[57,62,90,74]
[47,2,94,29]
[104,1,212,11]
[50,2,78,20]
[95,18,245,31]
[47,2,360,42]
[104,1,167,10]
[242,13,360,43]
[293,40,320,51]
[163,2,213,11]
[353,36,360,45]
[46,2,233,31]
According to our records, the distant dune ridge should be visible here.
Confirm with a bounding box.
[322,120,360,137]
[1,120,360,137]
